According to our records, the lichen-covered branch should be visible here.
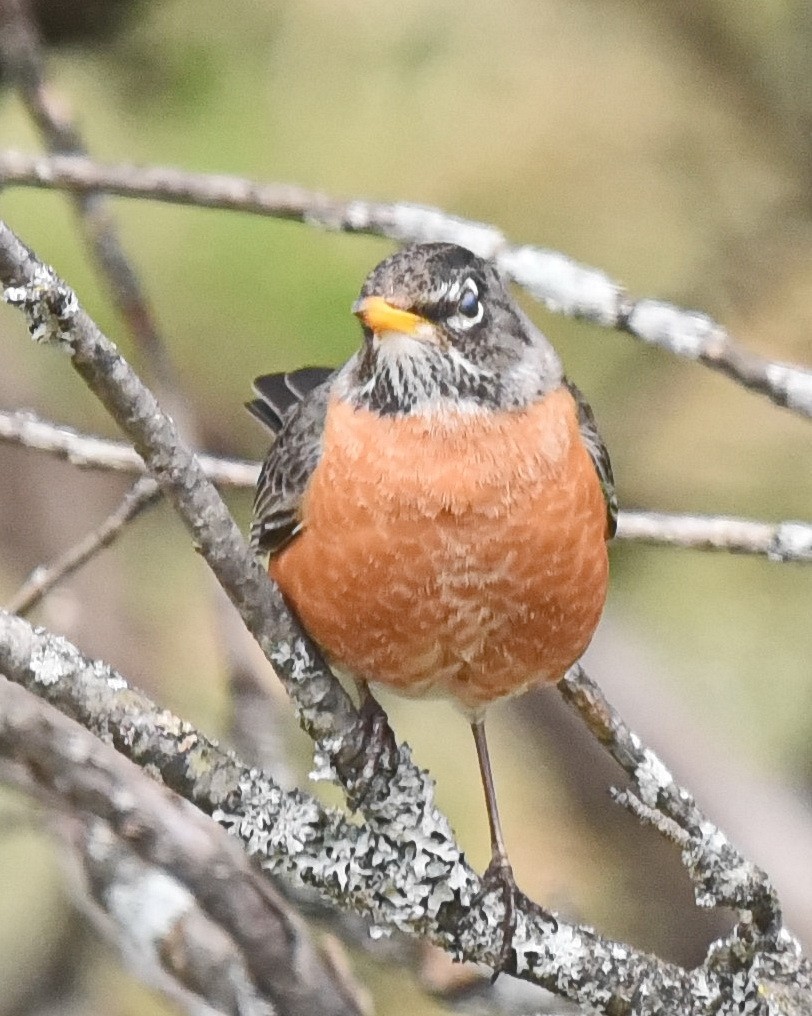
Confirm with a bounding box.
[0,151,810,417]
[560,665,780,934]
[0,674,368,1016]
[0,610,702,1012]
[0,219,368,780]
[3,408,810,564]
[2,611,810,1014]
[2,222,811,1012]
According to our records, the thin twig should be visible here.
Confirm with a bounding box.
[0,151,810,417]
[3,408,811,563]
[0,408,259,484]
[0,2,173,382]
[559,665,780,933]
[616,509,812,562]
[5,475,161,615]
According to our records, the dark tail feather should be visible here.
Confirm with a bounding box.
[284,366,334,400]
[245,397,285,433]
[247,366,334,435]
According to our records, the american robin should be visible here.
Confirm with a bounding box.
[247,242,616,958]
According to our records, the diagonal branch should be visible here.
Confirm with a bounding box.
[560,665,780,934]
[0,610,695,1010]
[0,15,300,901]
[5,475,161,615]
[0,219,369,782]
[1,221,810,1012]
[0,151,810,417]
[0,674,368,1016]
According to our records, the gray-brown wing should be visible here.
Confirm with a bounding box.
[249,371,334,555]
[564,378,617,539]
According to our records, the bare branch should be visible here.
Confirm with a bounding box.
[0,221,368,780]
[0,151,810,417]
[0,407,259,484]
[5,475,161,615]
[0,15,295,903]
[0,2,173,381]
[0,675,369,1016]
[616,510,812,563]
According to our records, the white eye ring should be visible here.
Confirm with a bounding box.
[449,280,483,329]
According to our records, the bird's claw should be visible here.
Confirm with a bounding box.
[346,690,398,809]
[478,857,558,980]
[479,856,519,978]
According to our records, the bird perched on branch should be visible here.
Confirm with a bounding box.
[247,242,616,965]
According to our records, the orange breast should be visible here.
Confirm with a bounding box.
[270,387,609,715]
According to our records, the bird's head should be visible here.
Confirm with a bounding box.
[340,242,562,415]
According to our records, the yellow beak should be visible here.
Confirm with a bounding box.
[352,296,427,336]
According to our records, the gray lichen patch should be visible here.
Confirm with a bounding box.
[29,630,80,685]
[3,264,79,349]
[634,749,673,808]
[215,763,480,948]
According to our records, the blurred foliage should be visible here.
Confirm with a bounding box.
[0,1,811,1013]
[28,0,150,47]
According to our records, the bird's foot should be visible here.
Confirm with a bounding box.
[479,855,520,978]
[346,689,399,809]
[478,857,558,980]
[357,690,399,775]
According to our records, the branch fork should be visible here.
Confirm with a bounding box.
[1,220,810,1012]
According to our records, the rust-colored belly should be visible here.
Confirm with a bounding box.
[270,387,609,714]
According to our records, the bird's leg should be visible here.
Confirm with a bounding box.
[471,718,558,976]
[471,717,519,972]
[347,679,398,807]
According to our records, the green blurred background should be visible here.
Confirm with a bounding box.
[0,1,810,1013]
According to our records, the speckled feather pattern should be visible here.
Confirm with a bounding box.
[251,380,333,554]
[270,388,609,715]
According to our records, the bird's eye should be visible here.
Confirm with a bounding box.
[458,287,480,319]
